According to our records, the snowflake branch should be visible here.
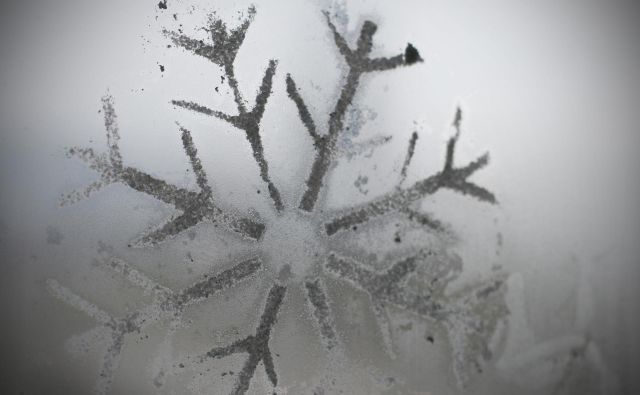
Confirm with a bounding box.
[138,212,203,245]
[399,206,445,233]
[179,125,211,195]
[107,257,172,299]
[444,107,462,172]
[95,332,125,395]
[46,279,134,395]
[162,6,255,67]
[118,167,197,210]
[250,59,277,122]
[164,31,219,65]
[337,135,392,160]
[323,252,446,356]
[324,12,353,63]
[325,253,443,318]
[304,278,339,350]
[167,8,283,212]
[228,8,255,54]
[102,95,123,171]
[398,131,418,186]
[63,95,265,242]
[396,131,446,233]
[122,166,264,244]
[225,62,248,114]
[365,55,405,72]
[212,6,256,66]
[239,60,285,212]
[171,100,236,124]
[296,13,423,212]
[285,74,321,146]
[46,279,113,325]
[202,284,286,394]
[371,300,396,358]
[48,257,262,394]
[60,179,110,206]
[60,95,124,206]
[444,273,508,387]
[325,108,495,236]
[206,337,252,359]
[325,250,497,367]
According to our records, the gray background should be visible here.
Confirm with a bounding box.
[1,0,639,393]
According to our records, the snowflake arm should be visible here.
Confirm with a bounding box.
[202,284,286,394]
[47,257,262,394]
[163,32,218,64]
[295,13,423,212]
[399,206,445,233]
[325,252,443,318]
[206,337,253,359]
[304,278,339,350]
[173,257,262,306]
[250,59,277,122]
[325,108,495,236]
[398,131,418,186]
[285,74,321,146]
[96,332,125,395]
[394,131,448,233]
[62,96,264,243]
[119,167,197,209]
[337,135,393,160]
[46,279,113,325]
[138,211,204,245]
[171,100,236,124]
[323,11,353,63]
[324,251,508,386]
[371,300,396,358]
[60,179,110,206]
[179,125,211,195]
[107,257,172,299]
[444,273,508,387]
[167,8,284,212]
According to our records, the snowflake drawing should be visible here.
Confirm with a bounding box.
[49,6,508,394]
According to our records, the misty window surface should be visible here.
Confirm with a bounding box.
[0,1,639,394]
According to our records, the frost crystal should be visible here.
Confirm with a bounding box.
[50,5,507,394]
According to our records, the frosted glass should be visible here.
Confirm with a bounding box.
[1,1,639,394]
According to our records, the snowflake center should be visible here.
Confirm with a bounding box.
[260,210,325,280]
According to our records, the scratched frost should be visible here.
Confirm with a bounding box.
[49,5,509,394]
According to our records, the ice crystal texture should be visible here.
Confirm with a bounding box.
[49,5,509,394]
